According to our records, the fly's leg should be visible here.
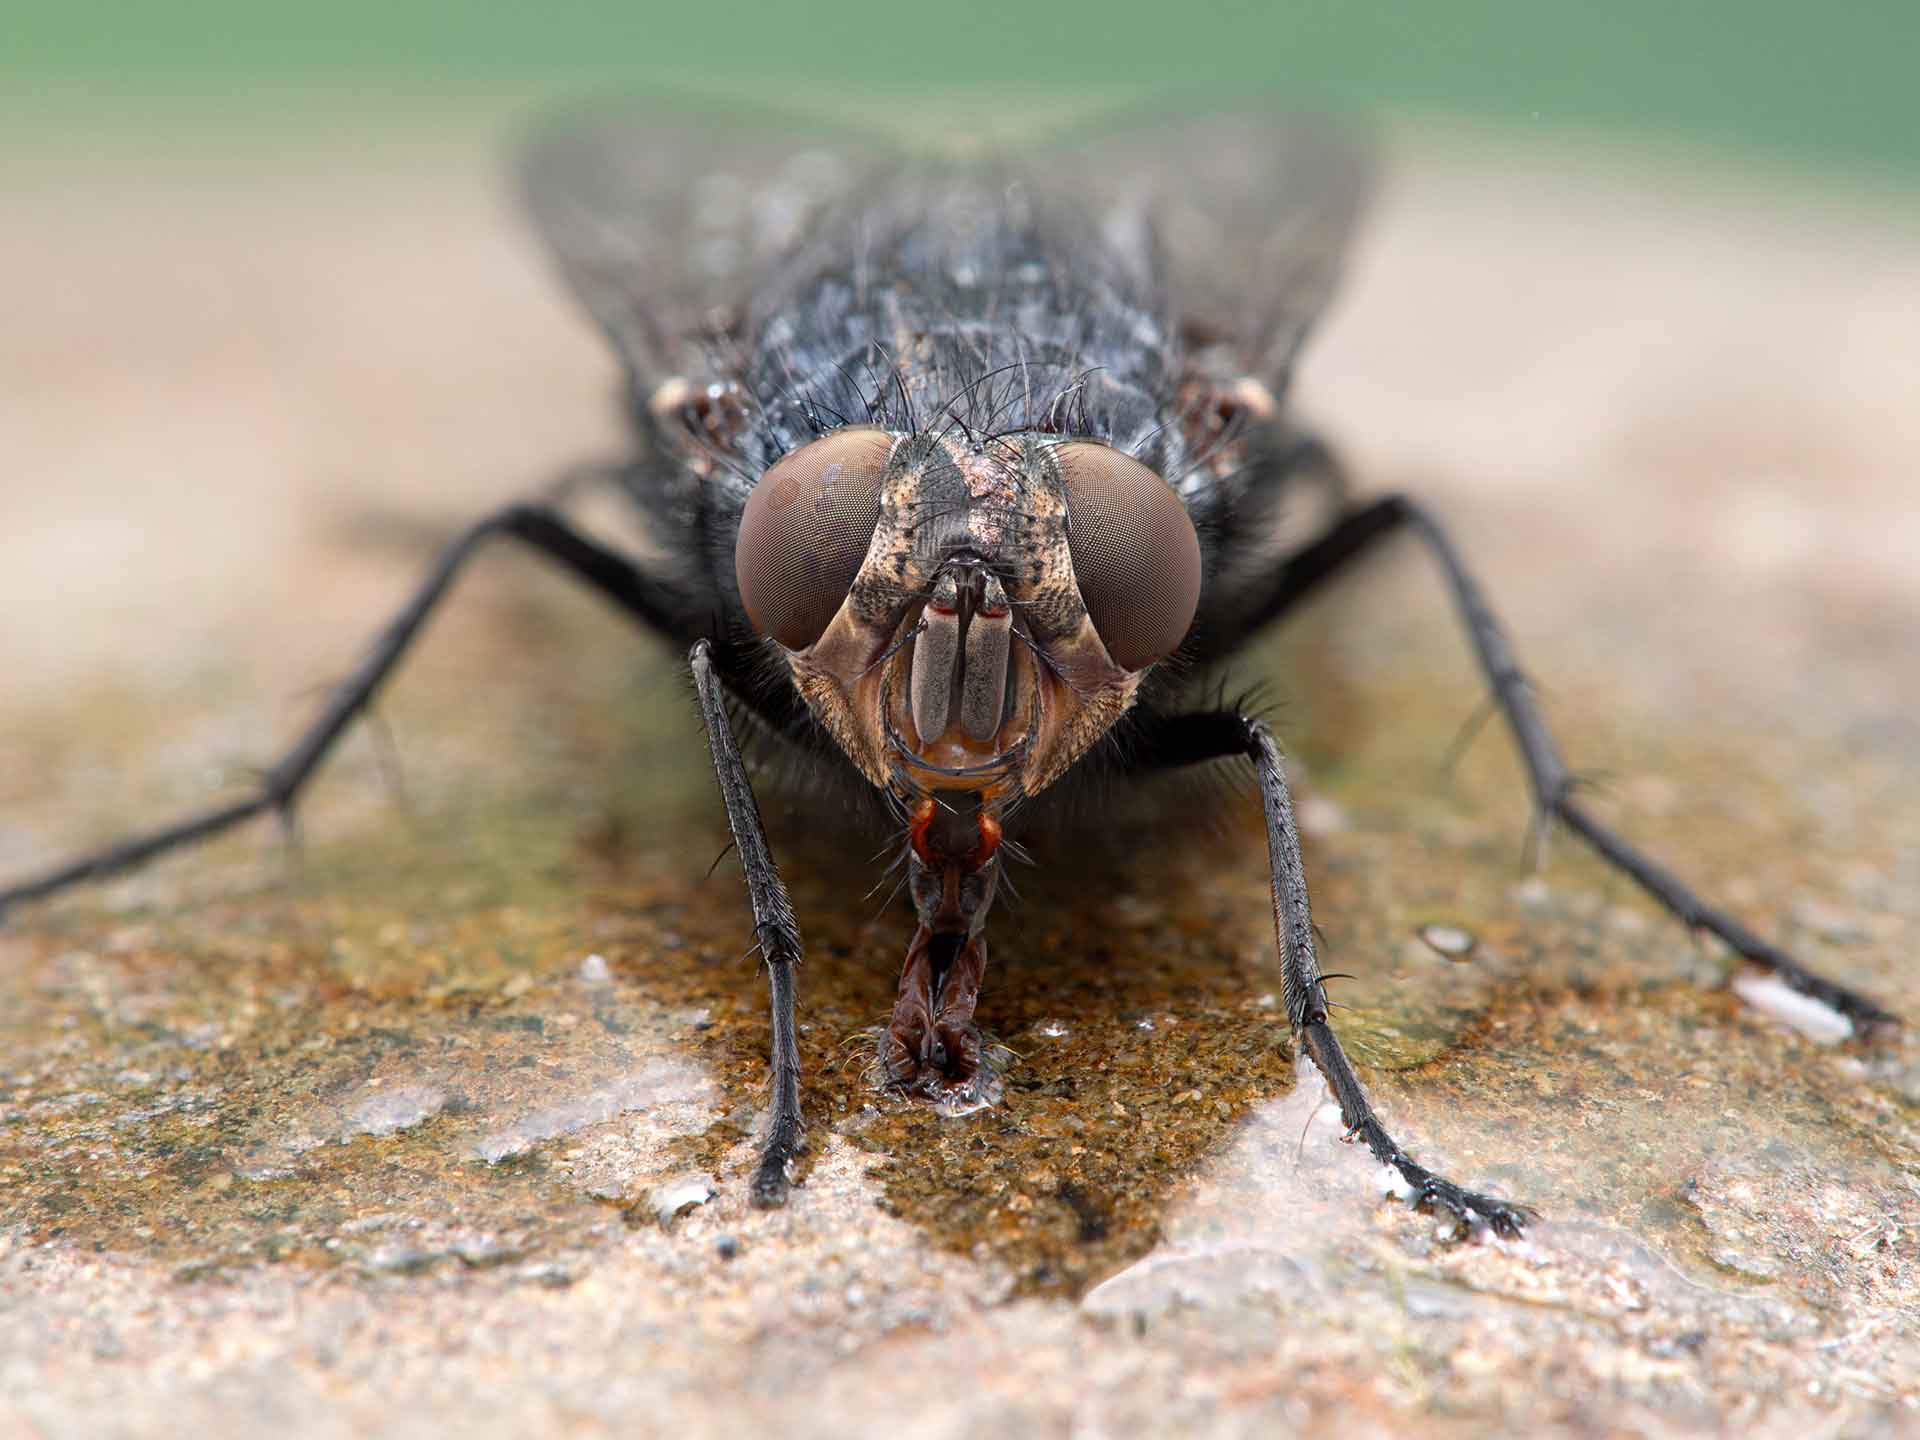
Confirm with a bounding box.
[1132,709,1532,1234]
[1234,493,1897,1034]
[689,640,807,1207]
[0,504,685,914]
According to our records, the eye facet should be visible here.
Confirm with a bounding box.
[1056,442,1203,671]
[735,428,893,649]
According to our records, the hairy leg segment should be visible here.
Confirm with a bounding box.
[1129,707,1532,1233]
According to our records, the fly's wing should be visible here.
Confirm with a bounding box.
[518,102,906,671]
[1025,111,1375,663]
[1038,109,1375,394]
[517,100,897,401]
[521,102,1366,402]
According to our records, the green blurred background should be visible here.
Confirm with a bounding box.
[5,0,1919,182]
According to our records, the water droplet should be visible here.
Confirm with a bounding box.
[470,1062,716,1164]
[648,1174,716,1227]
[346,1084,447,1138]
[1419,924,1476,959]
[932,1068,1004,1118]
[365,1243,436,1275]
[450,1234,523,1269]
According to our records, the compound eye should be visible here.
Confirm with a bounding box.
[1056,442,1202,671]
[735,428,894,649]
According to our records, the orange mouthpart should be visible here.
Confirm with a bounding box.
[908,798,1002,871]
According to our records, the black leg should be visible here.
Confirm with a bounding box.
[688,640,806,1207]
[0,503,686,913]
[1132,708,1531,1234]
[1223,494,1897,1034]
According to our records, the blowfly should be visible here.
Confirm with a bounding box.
[2,104,1897,1231]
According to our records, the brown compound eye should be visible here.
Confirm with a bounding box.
[1056,442,1203,671]
[735,427,894,649]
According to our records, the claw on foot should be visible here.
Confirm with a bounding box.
[748,1161,791,1210]
[750,1119,803,1208]
[1406,1174,1533,1238]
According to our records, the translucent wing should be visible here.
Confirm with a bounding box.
[1034,108,1375,391]
[517,99,897,395]
[520,101,1370,404]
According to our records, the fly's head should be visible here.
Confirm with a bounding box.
[733,424,1201,924]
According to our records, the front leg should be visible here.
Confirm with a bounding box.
[1135,709,1532,1235]
[689,640,806,1207]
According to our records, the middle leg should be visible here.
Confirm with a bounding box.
[1221,494,1896,1032]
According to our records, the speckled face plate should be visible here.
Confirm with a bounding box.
[787,428,1141,813]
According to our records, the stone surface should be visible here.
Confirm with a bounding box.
[2,123,1917,1437]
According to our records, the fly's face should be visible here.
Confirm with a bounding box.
[734,426,1203,816]
[734,422,1201,1098]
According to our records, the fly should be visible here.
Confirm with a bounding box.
[0,103,1898,1232]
